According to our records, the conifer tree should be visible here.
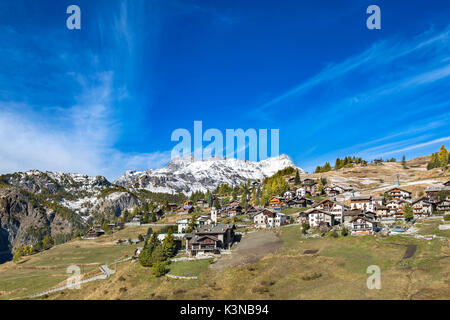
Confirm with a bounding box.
[294,169,301,184]
[162,229,177,259]
[403,203,414,221]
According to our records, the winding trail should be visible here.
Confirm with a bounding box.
[27,257,131,299]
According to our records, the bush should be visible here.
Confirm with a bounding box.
[330,230,338,238]
[301,222,310,235]
[444,214,450,221]
[341,225,349,237]
[301,272,322,281]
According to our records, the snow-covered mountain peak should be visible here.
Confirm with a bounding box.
[114,154,303,195]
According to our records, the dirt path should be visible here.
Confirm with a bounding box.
[388,243,418,260]
[210,231,282,271]
[403,245,417,259]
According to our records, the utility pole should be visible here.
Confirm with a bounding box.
[395,173,400,186]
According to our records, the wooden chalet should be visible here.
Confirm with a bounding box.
[168,203,179,212]
[185,224,235,257]
[286,197,313,208]
[153,208,165,219]
[425,186,450,202]
[219,202,243,217]
[85,226,105,239]
[412,197,435,216]
[196,199,209,208]
[351,216,378,235]
[269,196,285,207]
[246,206,263,219]
[373,159,383,165]
[436,199,450,214]
[177,205,194,214]
[375,205,389,217]
[314,199,349,222]
[342,209,366,226]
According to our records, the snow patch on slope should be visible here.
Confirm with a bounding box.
[115,154,303,195]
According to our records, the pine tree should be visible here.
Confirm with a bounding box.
[294,169,301,184]
[162,229,177,259]
[152,261,168,277]
[403,203,414,221]
[427,153,439,170]
[138,248,152,267]
[213,198,221,209]
[335,158,341,170]
[146,232,159,255]
[186,214,197,233]
[150,246,166,265]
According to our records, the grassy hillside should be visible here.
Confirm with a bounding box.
[299,156,449,198]
[0,225,170,300]
[24,222,450,300]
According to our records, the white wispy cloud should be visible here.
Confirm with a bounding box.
[0,1,171,181]
[375,137,450,157]
[0,74,171,180]
[256,27,450,113]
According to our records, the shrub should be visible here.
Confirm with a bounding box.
[341,225,349,237]
[330,230,338,238]
[301,222,310,235]
[301,272,322,281]
[251,286,269,294]
[444,214,450,221]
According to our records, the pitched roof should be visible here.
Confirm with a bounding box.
[190,235,219,244]
[195,224,235,235]
[350,216,376,223]
[313,198,349,209]
[343,209,365,216]
[426,186,450,192]
[388,187,411,194]
[350,195,372,201]
[306,208,334,216]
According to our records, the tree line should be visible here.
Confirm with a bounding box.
[427,145,449,170]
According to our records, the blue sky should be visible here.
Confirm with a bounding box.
[0,0,449,179]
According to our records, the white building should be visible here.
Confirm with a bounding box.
[306,209,335,227]
[176,218,190,233]
[254,210,288,228]
[314,199,348,223]
[296,187,306,197]
[350,195,375,212]
[284,190,295,200]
